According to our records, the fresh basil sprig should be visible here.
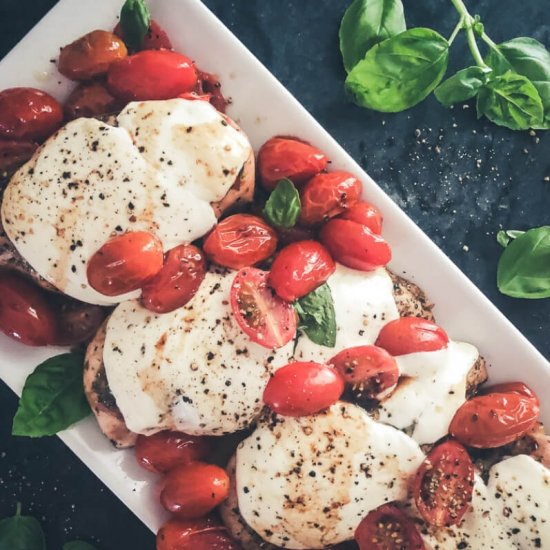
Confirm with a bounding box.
[120,0,151,52]
[263,178,301,229]
[497,226,550,299]
[435,66,491,107]
[12,352,91,437]
[63,542,98,550]
[295,283,337,347]
[0,503,46,550]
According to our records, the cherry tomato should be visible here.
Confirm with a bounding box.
[0,140,37,172]
[0,88,62,141]
[54,299,106,346]
[64,80,121,120]
[268,240,335,301]
[355,504,425,550]
[339,200,383,234]
[319,219,391,271]
[375,317,449,356]
[107,50,198,102]
[276,224,316,247]
[263,362,344,417]
[203,214,278,270]
[196,70,227,113]
[481,381,539,405]
[157,517,241,550]
[413,440,474,527]
[114,20,173,51]
[160,462,230,519]
[135,431,211,473]
[0,271,57,346]
[141,244,206,314]
[449,392,540,448]
[299,171,362,225]
[87,231,164,296]
[329,345,398,400]
[258,137,329,191]
[230,267,296,349]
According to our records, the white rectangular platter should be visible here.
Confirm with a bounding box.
[0,0,548,534]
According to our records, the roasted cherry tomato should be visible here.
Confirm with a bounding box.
[413,440,474,527]
[0,88,62,141]
[257,137,328,191]
[0,140,37,172]
[160,462,230,519]
[107,50,198,101]
[263,362,344,417]
[114,20,173,51]
[64,80,121,120]
[196,70,227,113]
[339,200,383,235]
[375,317,449,356]
[329,345,398,400]
[87,231,163,296]
[136,431,211,473]
[58,30,128,81]
[276,225,316,247]
[268,240,335,301]
[481,381,539,405]
[141,244,206,314]
[0,271,57,346]
[230,268,296,349]
[355,504,425,550]
[55,299,106,346]
[449,392,540,448]
[320,219,391,271]
[299,171,362,225]
[157,517,241,550]
[203,214,278,270]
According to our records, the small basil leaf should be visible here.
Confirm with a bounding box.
[295,284,337,348]
[496,229,525,248]
[339,0,406,73]
[435,66,490,107]
[63,542,98,550]
[263,178,301,229]
[0,504,46,550]
[345,28,449,112]
[12,352,90,437]
[476,71,544,130]
[497,226,550,299]
[120,0,151,52]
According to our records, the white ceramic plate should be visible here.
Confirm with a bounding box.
[0,0,548,535]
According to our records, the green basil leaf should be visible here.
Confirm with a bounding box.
[295,284,337,347]
[339,0,406,73]
[486,37,550,129]
[345,28,449,113]
[476,70,544,130]
[12,352,90,437]
[435,66,490,107]
[120,0,151,52]
[263,178,301,229]
[63,542,98,550]
[0,504,46,550]
[496,229,525,248]
[497,226,550,299]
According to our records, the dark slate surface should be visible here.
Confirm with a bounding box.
[0,1,548,548]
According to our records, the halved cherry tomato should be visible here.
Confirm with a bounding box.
[375,317,449,356]
[449,392,540,448]
[299,171,362,225]
[196,70,227,113]
[329,345,398,400]
[64,80,121,120]
[230,268,296,349]
[355,504,425,550]
[268,240,335,301]
[0,88,62,141]
[157,517,241,550]
[0,140,37,172]
[87,231,163,296]
[263,362,344,417]
[135,431,211,473]
[319,219,391,271]
[339,200,383,235]
[114,20,173,52]
[258,137,328,191]
[107,50,198,101]
[413,440,474,527]
[481,381,539,406]
[58,30,128,81]
[160,462,229,519]
[141,244,206,313]
[0,271,57,346]
[203,214,277,270]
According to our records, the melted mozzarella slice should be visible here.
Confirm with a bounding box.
[236,403,424,549]
[377,342,479,445]
[103,269,293,436]
[294,265,399,363]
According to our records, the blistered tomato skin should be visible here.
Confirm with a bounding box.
[299,171,362,225]
[107,50,198,101]
[0,88,63,141]
[268,240,335,301]
[482,381,539,405]
[339,200,383,235]
[258,137,329,191]
[263,362,345,417]
[0,140,37,172]
[64,80,122,120]
[320,218,391,272]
